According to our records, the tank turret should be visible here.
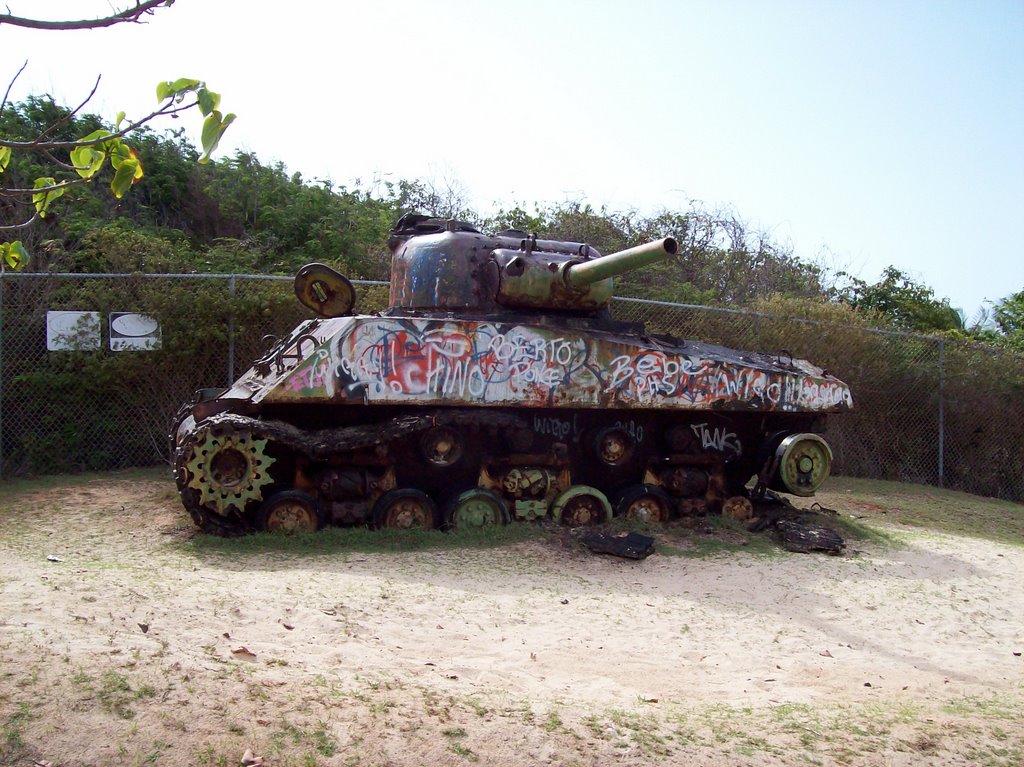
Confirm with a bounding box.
[385,214,677,314]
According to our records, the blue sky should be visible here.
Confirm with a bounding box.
[5,0,1023,318]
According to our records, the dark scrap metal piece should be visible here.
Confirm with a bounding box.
[581,531,656,560]
[774,519,845,555]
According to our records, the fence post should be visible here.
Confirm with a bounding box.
[227,274,236,385]
[938,337,945,488]
[0,273,4,481]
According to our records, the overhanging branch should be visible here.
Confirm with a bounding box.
[0,0,172,31]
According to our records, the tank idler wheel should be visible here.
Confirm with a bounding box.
[373,489,438,531]
[258,490,324,534]
[592,426,635,467]
[773,434,833,497]
[552,486,613,527]
[614,484,673,523]
[419,426,464,467]
[444,489,510,531]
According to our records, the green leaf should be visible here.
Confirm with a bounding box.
[115,111,126,130]
[70,130,114,180]
[32,178,65,218]
[1,241,29,270]
[157,77,201,102]
[197,88,220,116]
[109,142,132,167]
[0,145,10,173]
[70,144,105,179]
[170,77,201,93]
[198,111,235,163]
[111,160,137,199]
[109,150,143,199]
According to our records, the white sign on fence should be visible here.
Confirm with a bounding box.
[45,311,101,351]
[109,312,161,351]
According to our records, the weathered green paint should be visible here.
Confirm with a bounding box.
[564,237,678,289]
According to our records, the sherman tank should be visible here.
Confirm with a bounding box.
[173,213,852,536]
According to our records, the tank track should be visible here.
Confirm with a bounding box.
[174,409,530,536]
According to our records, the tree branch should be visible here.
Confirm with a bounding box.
[0,1,173,31]
[33,76,102,144]
[1,177,87,195]
[0,212,40,232]
[1,60,28,115]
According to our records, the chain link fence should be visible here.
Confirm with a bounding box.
[2,274,1021,501]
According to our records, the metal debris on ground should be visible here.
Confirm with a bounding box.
[748,491,847,555]
[581,531,656,560]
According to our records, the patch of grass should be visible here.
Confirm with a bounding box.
[607,709,672,756]
[312,721,337,757]
[942,694,1023,721]
[543,709,564,733]
[1,703,31,755]
[817,511,903,547]
[0,467,167,505]
[96,670,153,720]
[186,520,543,557]
[268,722,338,759]
[657,516,780,559]
[449,741,479,761]
[820,477,1024,546]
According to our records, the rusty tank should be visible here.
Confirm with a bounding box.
[172,213,852,535]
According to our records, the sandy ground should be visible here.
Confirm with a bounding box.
[0,475,1022,767]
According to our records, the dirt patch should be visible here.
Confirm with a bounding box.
[1,473,1022,766]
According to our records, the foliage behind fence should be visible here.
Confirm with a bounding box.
[1,274,1021,501]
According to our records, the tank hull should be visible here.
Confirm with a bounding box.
[223,315,851,413]
[174,313,851,536]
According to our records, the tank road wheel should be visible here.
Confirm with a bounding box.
[184,426,276,517]
[444,489,510,531]
[373,489,438,531]
[419,426,464,467]
[772,434,833,497]
[592,427,635,468]
[258,491,324,534]
[614,484,673,523]
[552,486,613,527]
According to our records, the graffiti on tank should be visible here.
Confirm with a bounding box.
[270,317,847,413]
[614,419,645,443]
[690,422,741,455]
[533,414,580,441]
[799,380,851,410]
[335,321,595,402]
[286,348,334,395]
[606,351,786,407]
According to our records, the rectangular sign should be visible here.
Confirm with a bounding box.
[46,311,101,351]
[109,312,161,351]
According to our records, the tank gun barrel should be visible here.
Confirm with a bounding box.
[563,237,678,289]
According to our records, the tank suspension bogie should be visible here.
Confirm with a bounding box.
[551,486,613,527]
[613,484,673,523]
[258,490,324,534]
[444,488,511,530]
[310,464,396,526]
[372,488,438,530]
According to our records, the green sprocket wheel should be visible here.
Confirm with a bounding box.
[185,427,276,516]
